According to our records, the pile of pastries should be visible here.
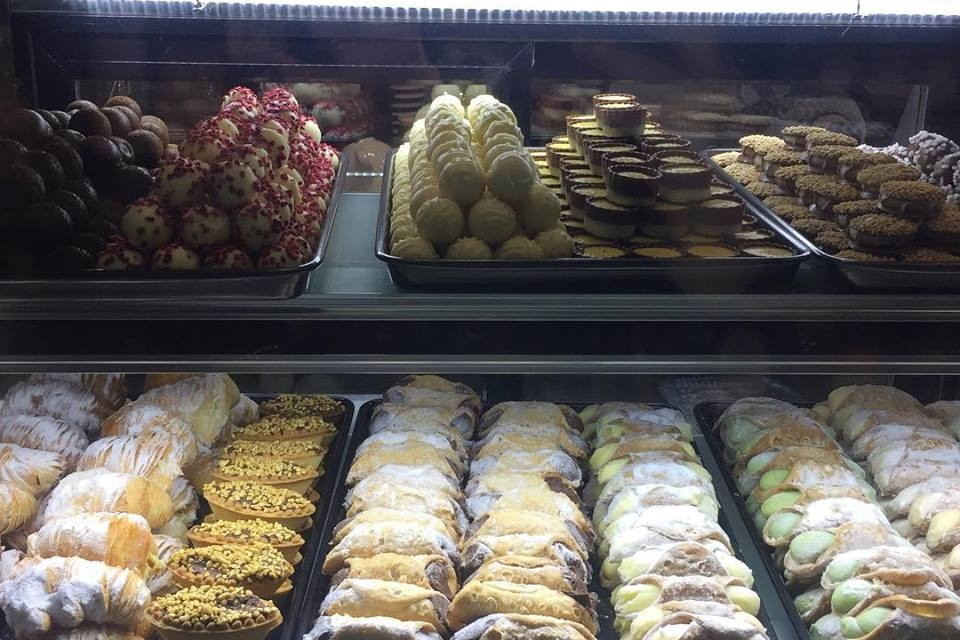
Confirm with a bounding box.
[582,403,769,640]
[388,94,574,260]
[305,376,601,640]
[714,386,960,639]
[0,373,342,640]
[866,130,960,204]
[0,98,167,274]
[105,86,340,271]
[717,127,960,262]
[543,94,795,260]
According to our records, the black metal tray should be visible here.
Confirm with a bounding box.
[693,400,813,640]
[376,149,810,293]
[0,157,349,300]
[705,148,960,291]
[197,394,356,640]
[289,398,790,640]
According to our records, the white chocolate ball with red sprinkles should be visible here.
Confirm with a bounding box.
[97,243,145,270]
[273,167,303,207]
[209,158,258,211]
[222,86,260,112]
[263,120,290,145]
[180,203,231,250]
[151,242,201,270]
[157,156,208,208]
[120,198,174,251]
[227,144,272,179]
[303,119,322,144]
[256,183,294,225]
[235,201,282,253]
[279,232,312,262]
[287,219,321,251]
[258,127,290,169]
[204,245,253,270]
[180,129,226,166]
[216,117,240,142]
[318,143,339,172]
[257,244,298,269]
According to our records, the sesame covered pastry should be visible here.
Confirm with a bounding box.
[221,438,328,469]
[203,480,315,527]
[772,164,812,195]
[838,150,897,184]
[781,125,828,150]
[834,249,896,262]
[167,543,293,597]
[923,202,960,247]
[713,151,745,167]
[233,415,336,446]
[760,149,804,179]
[858,163,923,199]
[834,200,880,227]
[187,519,304,564]
[795,175,859,217]
[258,394,343,420]
[738,135,786,164]
[792,218,843,239]
[807,145,861,174]
[816,229,851,253]
[744,181,781,199]
[725,162,762,184]
[805,131,858,150]
[848,214,919,252]
[213,456,319,495]
[878,180,946,220]
[146,585,281,639]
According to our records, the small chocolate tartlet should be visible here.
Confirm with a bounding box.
[710,183,735,198]
[593,92,638,113]
[781,125,828,150]
[654,149,703,166]
[857,163,922,199]
[805,130,858,150]
[739,135,786,165]
[584,197,640,239]
[878,180,946,220]
[848,213,919,252]
[687,244,738,258]
[568,121,600,152]
[658,163,713,204]
[639,201,691,239]
[742,244,794,258]
[691,195,745,236]
[560,167,594,196]
[761,149,804,179]
[589,142,639,175]
[735,229,776,242]
[568,185,608,221]
[546,141,580,178]
[806,145,858,174]
[641,139,692,156]
[795,174,859,218]
[837,150,897,184]
[581,245,629,259]
[602,152,654,183]
[594,101,649,137]
[605,164,661,207]
[833,200,879,227]
[834,249,896,262]
[577,129,612,161]
[773,164,811,194]
[632,246,684,258]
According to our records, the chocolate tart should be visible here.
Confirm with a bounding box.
[625,234,661,246]
[709,183,735,198]
[212,457,320,495]
[221,438,329,470]
[233,416,336,447]
[203,480,315,530]
[569,185,608,221]
[878,180,946,221]
[546,141,580,178]
[561,166,596,196]
[592,92,638,117]
[584,197,640,239]
[187,519,305,565]
[568,121,600,153]
[742,244,794,258]
[589,142,638,175]
[577,129,610,162]
[641,139,692,156]
[639,201,690,239]
[602,152,654,183]
[581,245,628,259]
[168,543,294,598]
[564,219,587,234]
[146,585,282,640]
[741,213,759,227]
[595,101,649,137]
[781,125,828,151]
[653,150,703,167]
[658,163,713,204]
[687,243,738,258]
[691,195,745,236]
[806,145,857,174]
[847,213,919,252]
[571,233,607,246]
[605,164,661,207]
[632,246,684,259]
[857,163,923,199]
[837,150,897,184]
[734,229,776,242]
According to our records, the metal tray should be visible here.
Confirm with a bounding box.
[289,398,790,640]
[376,149,810,292]
[0,157,349,300]
[693,400,813,640]
[197,394,356,640]
[705,148,960,291]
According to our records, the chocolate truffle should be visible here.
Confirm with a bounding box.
[0,139,27,165]
[110,137,135,165]
[126,130,163,169]
[65,178,100,216]
[110,164,153,204]
[72,232,107,258]
[48,245,94,274]
[534,226,575,258]
[257,244,298,269]
[88,217,120,240]
[209,158,258,211]
[101,107,132,138]
[392,237,438,260]
[47,189,89,229]
[1,109,52,147]
[56,129,86,147]
[235,201,282,253]
[113,105,141,131]
[104,95,142,118]
[77,136,121,178]
[23,150,65,192]
[50,111,71,129]
[140,115,169,146]
[36,109,62,132]
[519,182,561,233]
[22,202,73,243]
[38,137,84,178]
[0,163,45,210]
[66,100,99,112]
[69,109,112,137]
[487,151,535,207]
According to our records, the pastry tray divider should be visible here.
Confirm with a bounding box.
[0,157,349,300]
[692,401,815,640]
[704,147,960,290]
[288,398,788,640]
[375,148,811,292]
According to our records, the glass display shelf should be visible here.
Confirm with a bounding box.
[3,191,960,321]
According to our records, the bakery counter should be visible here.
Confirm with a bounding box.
[6,192,960,322]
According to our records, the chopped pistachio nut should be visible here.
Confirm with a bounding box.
[258,394,343,419]
[190,518,304,546]
[148,585,279,631]
[216,456,315,481]
[234,415,335,439]
[204,480,314,516]
[169,543,292,584]
[222,439,326,459]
